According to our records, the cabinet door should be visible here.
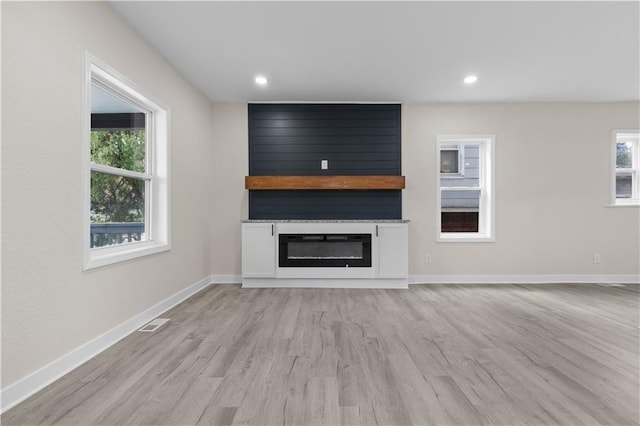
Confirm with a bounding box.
[377,224,408,278]
[242,223,275,277]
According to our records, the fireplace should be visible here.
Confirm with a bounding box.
[279,233,372,267]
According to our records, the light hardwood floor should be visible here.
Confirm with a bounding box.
[3,284,639,425]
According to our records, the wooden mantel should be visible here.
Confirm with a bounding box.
[245,175,406,190]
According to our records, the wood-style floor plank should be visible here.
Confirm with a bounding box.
[3,283,638,425]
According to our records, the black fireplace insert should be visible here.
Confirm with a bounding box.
[279,234,372,267]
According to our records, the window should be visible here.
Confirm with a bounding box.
[612,131,640,206]
[440,145,463,175]
[84,55,169,269]
[436,135,495,242]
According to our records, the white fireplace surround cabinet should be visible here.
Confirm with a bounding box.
[241,220,409,288]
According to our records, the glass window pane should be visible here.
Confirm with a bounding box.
[287,242,363,260]
[616,174,633,198]
[91,130,146,172]
[440,150,459,173]
[90,171,146,247]
[616,142,633,168]
[440,144,480,188]
[91,84,146,172]
[441,189,480,232]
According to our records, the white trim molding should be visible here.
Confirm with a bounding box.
[1,275,215,414]
[242,278,408,289]
[84,52,171,270]
[436,134,496,242]
[611,129,640,206]
[409,274,640,285]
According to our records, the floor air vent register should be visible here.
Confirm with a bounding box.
[138,318,170,332]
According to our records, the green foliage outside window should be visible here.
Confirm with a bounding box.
[90,130,146,223]
[617,142,632,168]
[91,129,145,172]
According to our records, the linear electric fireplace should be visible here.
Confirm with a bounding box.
[279,234,372,267]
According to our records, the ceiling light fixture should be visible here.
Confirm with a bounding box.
[255,75,268,86]
[464,75,478,85]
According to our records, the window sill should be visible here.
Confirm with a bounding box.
[437,233,495,243]
[606,202,640,207]
[84,240,170,270]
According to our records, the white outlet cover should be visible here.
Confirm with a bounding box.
[321,159,328,169]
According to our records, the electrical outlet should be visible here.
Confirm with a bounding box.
[593,254,601,264]
[425,254,432,264]
[321,159,328,170]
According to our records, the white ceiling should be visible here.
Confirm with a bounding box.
[109,1,639,103]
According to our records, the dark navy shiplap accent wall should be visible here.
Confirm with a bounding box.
[250,190,402,220]
[248,103,402,220]
[249,104,400,176]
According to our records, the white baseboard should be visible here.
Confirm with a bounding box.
[1,275,215,414]
[242,277,408,289]
[409,274,640,284]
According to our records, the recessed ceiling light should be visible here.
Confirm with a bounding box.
[255,75,268,86]
[464,75,478,85]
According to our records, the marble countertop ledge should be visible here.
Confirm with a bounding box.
[242,219,410,223]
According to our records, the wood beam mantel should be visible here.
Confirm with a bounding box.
[245,175,406,190]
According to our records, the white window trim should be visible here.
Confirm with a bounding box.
[83,53,170,270]
[436,135,495,242]
[610,130,640,207]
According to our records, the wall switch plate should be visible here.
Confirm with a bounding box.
[425,255,432,264]
[593,254,601,264]
[321,159,328,170]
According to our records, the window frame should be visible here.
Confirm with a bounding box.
[83,53,170,270]
[436,135,495,242]
[611,130,640,207]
